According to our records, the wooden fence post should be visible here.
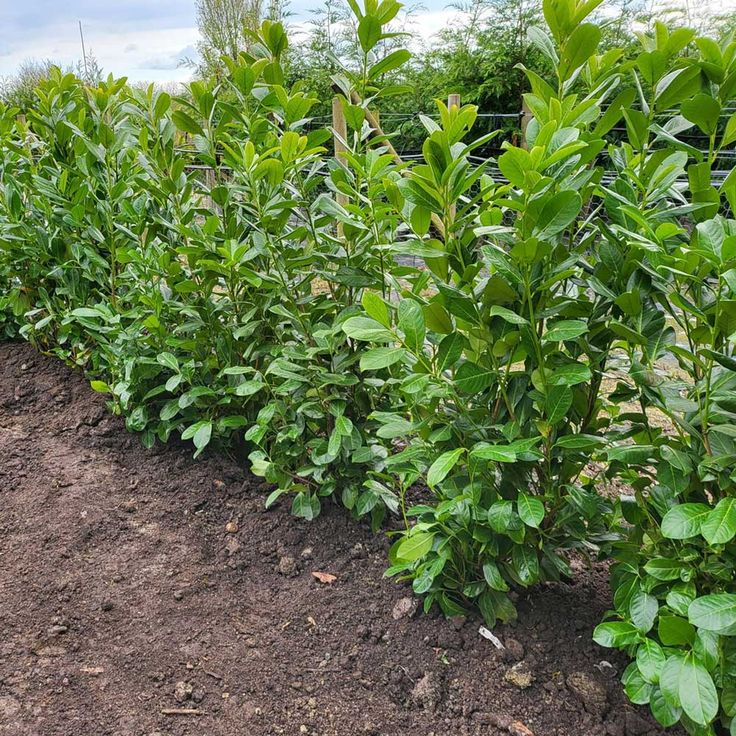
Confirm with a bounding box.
[331,96,349,211]
[520,98,533,150]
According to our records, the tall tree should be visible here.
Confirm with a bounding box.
[195,0,288,77]
[0,59,65,110]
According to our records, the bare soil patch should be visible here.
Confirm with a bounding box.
[0,341,680,736]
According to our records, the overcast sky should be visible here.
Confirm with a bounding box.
[0,1,456,84]
[0,0,720,84]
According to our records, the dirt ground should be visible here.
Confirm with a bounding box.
[0,341,682,736]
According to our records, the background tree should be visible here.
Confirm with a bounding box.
[195,0,289,77]
[76,50,104,86]
[0,59,66,110]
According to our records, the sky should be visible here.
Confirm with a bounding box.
[0,0,454,84]
[0,0,722,84]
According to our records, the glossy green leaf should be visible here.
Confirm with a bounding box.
[688,594,736,633]
[517,492,545,528]
[661,503,711,539]
[679,653,718,726]
[427,448,464,488]
[701,498,736,545]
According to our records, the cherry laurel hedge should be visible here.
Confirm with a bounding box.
[2,1,736,732]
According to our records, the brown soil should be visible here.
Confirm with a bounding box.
[0,341,681,736]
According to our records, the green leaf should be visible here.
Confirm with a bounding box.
[156,351,179,372]
[722,686,736,717]
[644,558,683,581]
[636,639,666,683]
[544,385,573,424]
[650,686,682,727]
[234,380,265,396]
[623,661,654,705]
[368,49,411,78]
[182,420,212,451]
[362,291,391,327]
[517,493,545,528]
[560,23,600,76]
[511,544,539,586]
[688,594,736,633]
[488,500,514,532]
[483,561,509,591]
[693,630,719,672]
[396,531,435,562]
[547,362,592,386]
[357,15,382,52]
[427,449,464,488]
[342,316,395,342]
[436,332,466,372]
[90,380,110,393]
[667,584,696,616]
[543,319,588,342]
[593,621,641,648]
[659,654,684,710]
[661,503,711,539]
[292,492,321,520]
[398,299,426,352]
[335,415,353,437]
[498,147,532,187]
[455,362,494,394]
[630,591,658,633]
[534,191,582,239]
[488,305,529,324]
[171,109,203,136]
[681,93,721,136]
[655,66,702,110]
[658,615,695,646]
[553,433,604,450]
[360,347,405,371]
[679,653,718,726]
[701,498,736,545]
[471,443,517,463]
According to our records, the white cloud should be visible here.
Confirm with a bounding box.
[1,0,729,84]
[0,22,198,83]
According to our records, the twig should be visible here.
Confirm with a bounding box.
[160,708,205,716]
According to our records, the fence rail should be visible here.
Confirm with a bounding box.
[173,93,736,190]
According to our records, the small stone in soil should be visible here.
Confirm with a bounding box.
[174,681,193,703]
[503,661,535,689]
[278,556,298,576]
[508,721,535,736]
[349,543,366,559]
[225,537,242,555]
[410,671,443,712]
[565,671,608,717]
[472,712,511,729]
[593,660,617,679]
[391,597,418,620]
